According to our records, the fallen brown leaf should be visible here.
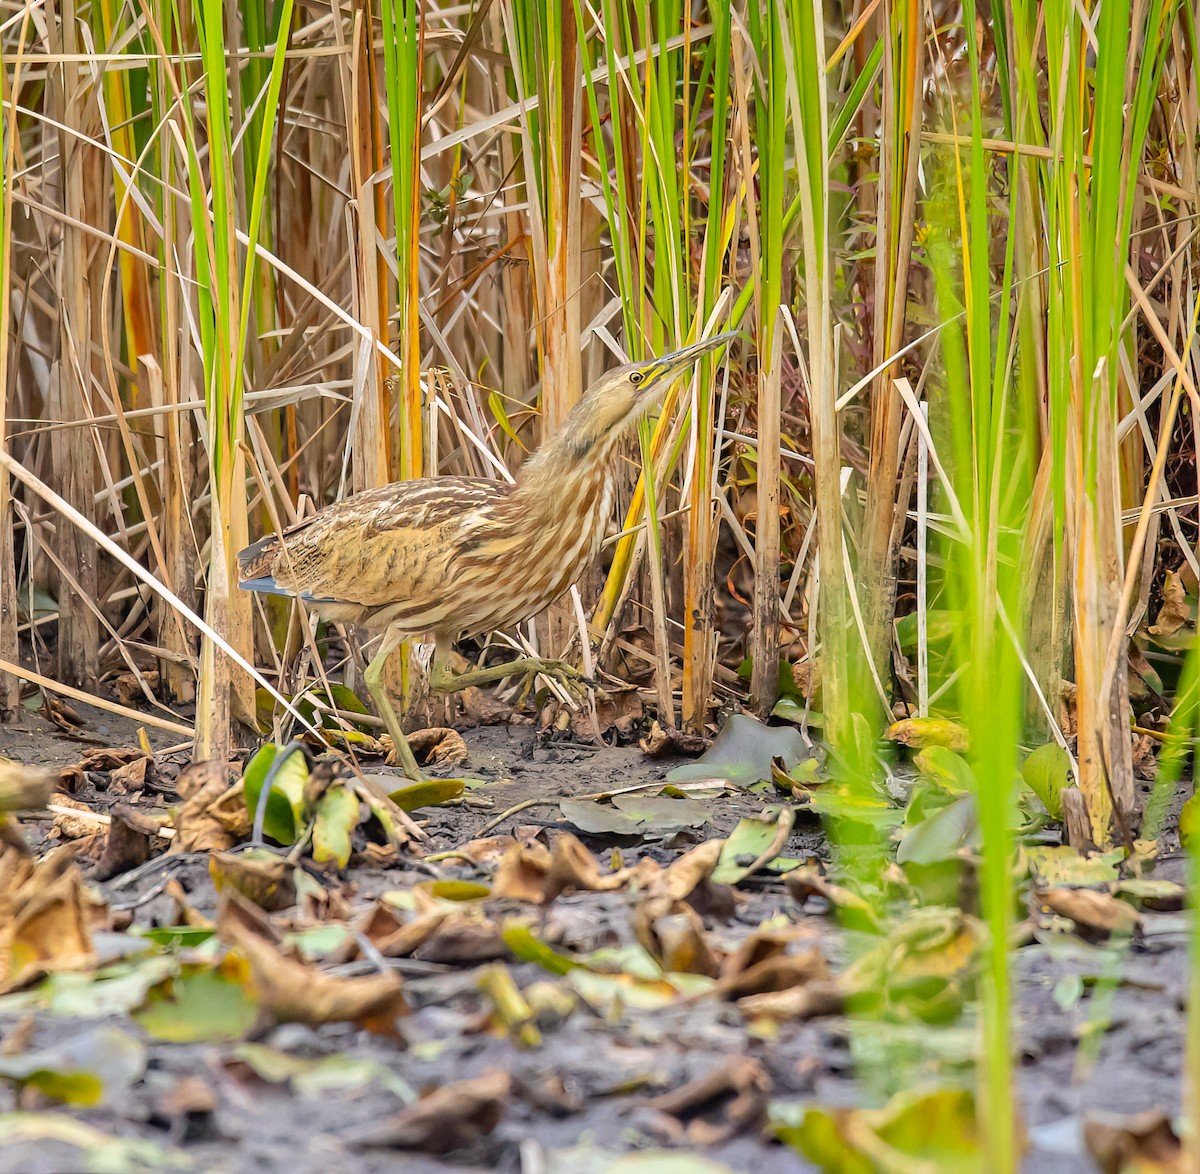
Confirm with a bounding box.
[0,762,55,814]
[1084,1108,1181,1174]
[113,670,160,706]
[718,930,829,1001]
[642,1055,770,1145]
[0,845,100,992]
[785,865,880,932]
[737,980,845,1021]
[218,891,406,1034]
[171,762,247,853]
[460,686,513,726]
[210,852,297,912]
[89,805,153,882]
[346,1070,510,1152]
[1149,570,1190,638]
[108,756,154,796]
[636,904,721,977]
[401,728,469,769]
[1036,887,1143,938]
[491,832,640,904]
[49,793,101,841]
[639,720,709,758]
[576,687,642,741]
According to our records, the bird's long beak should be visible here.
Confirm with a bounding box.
[641,330,738,393]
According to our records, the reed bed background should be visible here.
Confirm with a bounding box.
[3,0,1200,1162]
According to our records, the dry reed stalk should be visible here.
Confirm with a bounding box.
[750,310,783,715]
[45,0,100,689]
[0,26,21,716]
[857,0,922,705]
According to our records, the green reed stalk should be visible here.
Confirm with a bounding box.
[932,0,1025,1157]
[189,0,294,758]
[381,0,424,479]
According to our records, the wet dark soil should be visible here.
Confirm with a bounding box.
[0,705,1190,1173]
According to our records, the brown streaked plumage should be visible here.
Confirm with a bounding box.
[239,332,735,779]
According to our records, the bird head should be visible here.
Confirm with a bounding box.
[565,331,737,457]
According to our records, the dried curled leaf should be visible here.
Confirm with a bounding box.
[491,832,644,905]
[1084,1108,1181,1174]
[0,845,99,992]
[219,891,407,1034]
[346,1070,511,1152]
[1035,887,1142,938]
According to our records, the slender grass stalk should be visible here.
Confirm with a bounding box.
[0,24,20,715]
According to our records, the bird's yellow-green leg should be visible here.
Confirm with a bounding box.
[428,644,586,697]
[364,627,424,781]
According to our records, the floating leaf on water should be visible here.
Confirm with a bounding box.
[1021,742,1071,819]
[387,777,465,812]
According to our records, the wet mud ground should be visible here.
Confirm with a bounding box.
[0,706,1190,1173]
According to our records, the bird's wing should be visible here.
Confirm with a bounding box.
[237,478,510,613]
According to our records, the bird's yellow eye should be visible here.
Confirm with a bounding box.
[630,371,644,385]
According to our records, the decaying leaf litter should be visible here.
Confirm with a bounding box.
[0,699,1192,1174]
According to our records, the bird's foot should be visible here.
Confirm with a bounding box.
[431,655,594,697]
[511,659,598,708]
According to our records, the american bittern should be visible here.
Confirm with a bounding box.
[238,333,733,779]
